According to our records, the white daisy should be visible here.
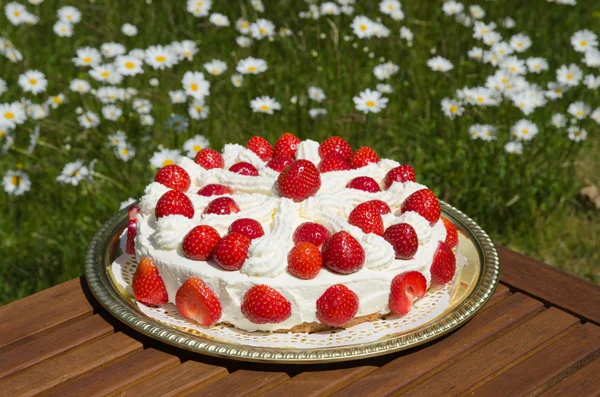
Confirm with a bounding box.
[101,42,126,58]
[526,57,549,74]
[102,105,122,121]
[107,130,127,147]
[309,108,328,118]
[182,71,210,100]
[18,70,47,95]
[46,93,65,109]
[188,100,210,120]
[504,141,523,155]
[509,34,532,52]
[236,18,250,34]
[140,114,154,126]
[556,64,583,87]
[583,49,600,68]
[183,135,210,157]
[551,113,567,128]
[399,26,413,44]
[57,6,81,23]
[150,148,181,169]
[129,48,146,60]
[236,36,253,48]
[5,3,28,26]
[308,86,326,103]
[72,47,101,67]
[115,142,136,161]
[427,56,453,72]
[482,31,503,47]
[26,103,49,120]
[249,18,275,40]
[441,98,464,119]
[469,124,484,140]
[441,1,464,16]
[236,57,267,75]
[231,74,244,87]
[469,5,485,19]
[468,47,484,61]
[149,78,159,87]
[353,88,388,114]
[251,0,264,12]
[0,103,26,129]
[172,40,198,61]
[545,81,569,100]
[53,20,73,37]
[56,160,91,185]
[144,45,177,70]
[4,48,23,63]
[511,119,539,141]
[376,83,393,94]
[590,108,600,124]
[491,42,514,58]
[169,90,187,104]
[570,30,598,53]
[89,64,123,84]
[501,56,527,75]
[186,0,212,17]
[321,2,341,15]
[472,21,496,40]
[132,98,152,114]
[351,16,375,39]
[373,62,400,80]
[567,101,591,120]
[250,96,281,114]
[502,17,516,29]
[567,126,587,142]
[583,75,600,89]
[115,55,144,76]
[209,13,230,27]
[121,23,138,36]
[204,59,227,76]
[78,111,100,128]
[0,78,6,96]
[3,170,31,196]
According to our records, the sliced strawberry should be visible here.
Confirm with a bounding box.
[155,190,194,219]
[389,271,427,315]
[194,148,224,170]
[132,257,168,305]
[348,203,384,236]
[182,225,221,261]
[401,189,441,225]
[319,154,350,173]
[348,146,379,169]
[273,132,301,158]
[287,242,323,280]
[318,136,352,160]
[198,184,233,197]
[276,159,321,202]
[293,222,331,248]
[203,197,240,215]
[154,164,191,192]
[213,232,251,271]
[125,205,140,255]
[322,231,365,274]
[229,161,259,176]
[241,285,292,324]
[246,136,274,161]
[430,241,456,285]
[316,284,359,327]
[442,217,458,249]
[383,223,418,259]
[346,176,381,193]
[266,155,294,172]
[364,199,391,215]
[228,218,264,240]
[384,165,416,189]
[176,277,222,326]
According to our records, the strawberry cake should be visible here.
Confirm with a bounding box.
[126,134,465,333]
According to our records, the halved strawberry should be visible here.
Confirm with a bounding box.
[316,284,359,327]
[273,132,301,158]
[125,205,140,255]
[197,184,233,197]
[287,242,323,280]
[293,222,331,248]
[246,136,274,161]
[229,162,259,176]
[389,271,427,315]
[430,241,456,285]
[384,165,416,189]
[176,278,222,326]
[212,232,251,271]
[266,156,294,172]
[194,148,224,170]
[203,197,240,215]
[228,218,264,240]
[318,136,352,160]
[364,199,391,215]
[155,190,194,219]
[348,146,379,169]
[276,159,321,202]
[154,165,191,192]
[132,257,168,305]
[241,285,292,324]
[346,176,381,193]
[319,154,350,173]
[182,225,221,261]
[348,203,384,236]
[401,189,441,225]
[322,231,365,274]
[383,223,418,259]
[442,217,458,249]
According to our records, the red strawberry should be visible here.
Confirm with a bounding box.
[293,222,331,248]
[401,189,441,225]
[241,285,292,324]
[213,232,251,271]
[322,231,365,274]
[319,136,352,160]
[198,184,233,197]
[348,203,384,236]
[384,165,416,189]
[273,132,301,159]
[229,162,259,176]
[364,199,391,215]
[194,148,224,170]
[442,217,458,249]
[316,284,359,327]
[203,197,240,215]
[389,271,427,315]
[287,242,323,280]
[182,225,221,261]
[319,154,350,173]
[383,223,418,260]
[132,257,168,305]
[155,190,194,219]
[247,136,274,161]
[266,156,294,172]
[348,146,380,169]
[125,205,140,255]
[430,241,456,285]
[346,176,381,193]
[276,159,321,202]
[176,278,222,326]
[154,165,191,192]
[228,218,264,240]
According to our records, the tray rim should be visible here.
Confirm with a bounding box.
[85,200,500,364]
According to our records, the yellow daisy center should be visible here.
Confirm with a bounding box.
[259,27,266,34]
[5,111,15,119]
[366,100,376,107]
[522,129,529,135]
[450,105,458,113]
[184,50,190,56]
[162,159,174,166]
[190,83,198,91]
[481,29,488,34]
[121,148,129,155]
[359,24,367,31]
[52,96,62,104]
[242,22,248,28]
[0,130,5,137]
[260,105,270,111]
[212,68,219,74]
[156,55,166,62]
[555,89,562,94]
[125,61,135,69]
[101,71,110,77]
[388,5,394,10]
[84,56,92,64]
[566,73,573,80]
[195,105,202,111]
[247,66,257,72]
[576,110,583,116]
[476,97,485,103]
[66,15,72,20]
[501,77,509,83]
[29,78,37,85]
[193,145,201,152]
[14,11,20,17]
[580,40,587,47]
[11,176,21,186]
[509,66,517,72]
[517,42,523,47]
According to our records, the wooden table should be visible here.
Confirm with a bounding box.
[1,245,599,397]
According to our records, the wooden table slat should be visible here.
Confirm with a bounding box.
[0,278,94,349]
[0,331,142,397]
[331,292,543,397]
[184,370,289,397]
[470,322,600,397]
[118,360,228,397]
[44,348,180,397]
[480,283,511,310]
[0,314,115,378]
[538,357,600,397]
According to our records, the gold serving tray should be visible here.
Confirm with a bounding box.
[85,201,499,363]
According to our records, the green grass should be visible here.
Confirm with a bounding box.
[0,0,598,304]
